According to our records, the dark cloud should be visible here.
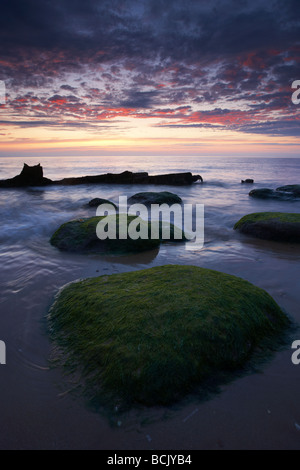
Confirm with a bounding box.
[232,120,300,137]
[0,119,116,131]
[0,1,298,62]
[158,123,225,129]
[120,90,160,109]
[0,0,299,137]
[60,84,77,92]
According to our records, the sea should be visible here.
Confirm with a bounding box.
[0,155,300,449]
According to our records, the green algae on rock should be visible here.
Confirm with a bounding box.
[50,215,185,254]
[234,212,300,242]
[48,265,289,407]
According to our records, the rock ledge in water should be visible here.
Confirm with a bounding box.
[0,165,203,188]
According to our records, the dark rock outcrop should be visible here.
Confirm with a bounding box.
[56,171,202,186]
[241,179,254,184]
[0,165,203,188]
[0,163,53,187]
[146,172,202,185]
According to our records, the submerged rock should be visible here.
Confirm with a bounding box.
[234,212,300,242]
[249,186,300,200]
[249,188,280,199]
[276,185,300,197]
[49,265,289,407]
[128,191,182,206]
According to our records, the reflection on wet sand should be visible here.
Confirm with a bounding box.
[235,234,300,258]
[102,247,160,266]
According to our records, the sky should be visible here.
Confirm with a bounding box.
[0,0,299,158]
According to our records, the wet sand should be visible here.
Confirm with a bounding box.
[0,239,300,450]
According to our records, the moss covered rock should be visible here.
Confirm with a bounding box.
[50,216,185,254]
[48,265,289,407]
[234,212,300,242]
[128,191,182,206]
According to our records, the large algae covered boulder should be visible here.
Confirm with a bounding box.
[48,265,289,407]
[234,212,300,242]
[50,215,185,254]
